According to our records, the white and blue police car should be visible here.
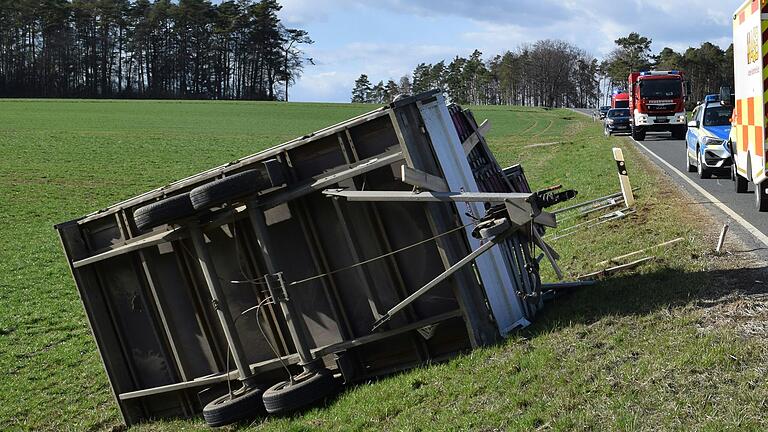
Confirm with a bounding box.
[685,94,734,179]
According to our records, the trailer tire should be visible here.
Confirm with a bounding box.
[755,181,768,212]
[190,170,272,210]
[203,386,266,427]
[734,165,748,193]
[133,193,195,231]
[262,369,339,414]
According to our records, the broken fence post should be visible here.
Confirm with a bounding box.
[716,224,729,254]
[613,147,635,208]
[596,237,684,267]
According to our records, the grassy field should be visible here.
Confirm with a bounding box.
[1,100,766,431]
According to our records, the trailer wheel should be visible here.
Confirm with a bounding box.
[755,181,768,212]
[133,193,196,231]
[734,165,748,193]
[262,369,339,414]
[190,170,273,210]
[203,386,266,427]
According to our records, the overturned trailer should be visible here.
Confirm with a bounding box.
[55,90,571,426]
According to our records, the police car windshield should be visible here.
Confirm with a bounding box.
[703,106,733,127]
[608,109,629,118]
[640,79,681,98]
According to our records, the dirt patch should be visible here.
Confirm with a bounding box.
[699,293,768,338]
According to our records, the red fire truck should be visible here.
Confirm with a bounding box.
[628,71,688,141]
[612,92,629,109]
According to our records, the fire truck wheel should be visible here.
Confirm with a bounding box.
[133,193,196,232]
[755,181,768,212]
[262,368,339,414]
[734,165,748,193]
[203,385,266,427]
[190,169,272,210]
[632,128,645,141]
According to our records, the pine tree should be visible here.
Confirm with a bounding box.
[398,75,412,95]
[351,73,372,103]
[371,80,385,103]
[385,79,399,102]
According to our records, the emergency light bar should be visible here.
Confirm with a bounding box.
[640,71,681,76]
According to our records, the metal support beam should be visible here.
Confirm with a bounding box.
[188,225,254,384]
[372,229,511,331]
[248,204,317,370]
[324,189,534,204]
[264,273,314,367]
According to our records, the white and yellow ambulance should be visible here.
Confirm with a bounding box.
[731,0,768,210]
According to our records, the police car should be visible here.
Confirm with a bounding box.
[685,94,734,179]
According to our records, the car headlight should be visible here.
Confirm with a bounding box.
[606,119,614,125]
[677,115,686,122]
[701,136,724,146]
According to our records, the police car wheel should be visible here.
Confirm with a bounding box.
[686,151,696,173]
[697,152,711,179]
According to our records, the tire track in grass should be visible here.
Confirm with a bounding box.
[532,119,554,137]
[520,119,540,135]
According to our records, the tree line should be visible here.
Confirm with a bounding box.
[352,33,735,109]
[0,0,313,100]
[352,41,599,108]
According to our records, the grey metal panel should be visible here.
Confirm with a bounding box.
[390,99,500,347]
[140,246,219,379]
[419,95,529,335]
[93,255,178,389]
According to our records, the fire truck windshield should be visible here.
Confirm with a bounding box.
[639,79,682,99]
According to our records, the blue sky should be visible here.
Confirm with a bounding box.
[276,1,737,103]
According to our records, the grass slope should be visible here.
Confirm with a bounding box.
[0,101,765,431]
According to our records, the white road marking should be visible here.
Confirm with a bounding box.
[569,109,768,248]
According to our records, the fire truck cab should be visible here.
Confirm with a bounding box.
[628,71,689,141]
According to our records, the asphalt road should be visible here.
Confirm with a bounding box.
[574,108,768,255]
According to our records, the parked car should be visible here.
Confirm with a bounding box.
[598,106,611,119]
[685,94,733,179]
[604,108,631,136]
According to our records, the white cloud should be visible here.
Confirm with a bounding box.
[296,42,459,102]
[278,0,738,102]
[278,0,358,26]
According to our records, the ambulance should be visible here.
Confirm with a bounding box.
[730,0,768,211]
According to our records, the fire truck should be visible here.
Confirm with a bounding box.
[730,0,768,211]
[612,92,629,109]
[628,71,688,141]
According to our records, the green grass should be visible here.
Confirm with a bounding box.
[0,101,765,431]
